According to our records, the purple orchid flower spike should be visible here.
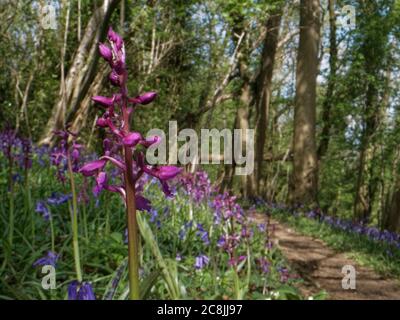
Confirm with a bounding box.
[79,26,182,300]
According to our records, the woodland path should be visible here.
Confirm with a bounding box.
[250,213,400,300]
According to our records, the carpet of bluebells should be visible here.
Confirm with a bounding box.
[0,130,316,300]
[262,201,400,277]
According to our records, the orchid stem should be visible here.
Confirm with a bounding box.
[122,86,140,300]
[124,145,140,300]
[234,267,241,300]
[68,157,82,283]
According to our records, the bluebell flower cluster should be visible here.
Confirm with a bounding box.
[178,171,214,203]
[317,214,400,249]
[258,198,400,250]
[0,130,33,183]
[35,192,72,221]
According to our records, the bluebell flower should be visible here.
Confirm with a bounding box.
[149,209,158,223]
[47,192,72,205]
[124,228,128,244]
[12,173,22,183]
[185,220,193,229]
[68,281,96,300]
[258,223,266,232]
[196,224,210,246]
[257,258,270,274]
[194,254,209,270]
[307,211,317,219]
[200,232,210,245]
[147,209,161,229]
[34,145,51,167]
[217,236,226,248]
[277,266,289,283]
[163,207,170,217]
[35,201,51,221]
[33,251,59,267]
[179,229,186,240]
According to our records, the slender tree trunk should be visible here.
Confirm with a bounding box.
[248,10,282,197]
[59,0,71,134]
[219,14,251,197]
[353,2,392,222]
[290,0,320,206]
[237,81,251,198]
[383,142,400,231]
[385,177,400,232]
[77,0,81,41]
[39,0,120,145]
[318,0,337,160]
[120,0,125,29]
[15,72,34,138]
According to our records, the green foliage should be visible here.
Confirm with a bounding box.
[0,152,306,300]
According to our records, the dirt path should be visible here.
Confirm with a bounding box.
[250,213,400,300]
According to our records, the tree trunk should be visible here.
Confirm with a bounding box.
[237,80,251,198]
[317,0,337,160]
[248,10,282,197]
[353,2,392,222]
[39,0,120,145]
[385,177,400,232]
[290,0,320,206]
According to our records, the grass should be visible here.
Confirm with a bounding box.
[0,152,316,300]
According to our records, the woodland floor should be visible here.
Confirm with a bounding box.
[250,213,400,300]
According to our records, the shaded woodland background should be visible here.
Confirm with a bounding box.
[1,0,400,231]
